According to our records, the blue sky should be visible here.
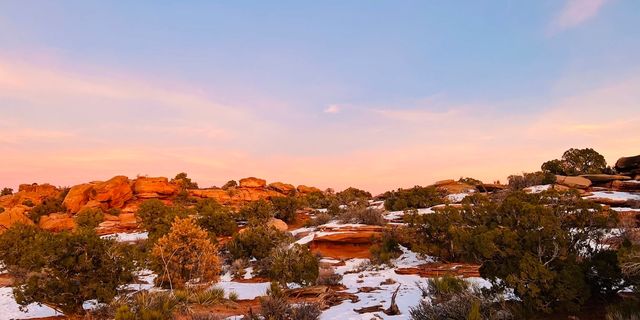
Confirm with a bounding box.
[1,0,639,192]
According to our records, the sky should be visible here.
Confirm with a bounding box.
[1,0,639,194]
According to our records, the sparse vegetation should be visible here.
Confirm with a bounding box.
[227,225,290,260]
[271,195,301,223]
[259,283,322,320]
[151,217,221,289]
[370,228,402,264]
[0,224,135,314]
[507,171,556,190]
[195,199,237,237]
[541,147,608,176]
[383,186,445,211]
[338,201,385,225]
[238,199,274,224]
[261,244,319,287]
[137,199,191,243]
[336,187,372,204]
[407,190,620,313]
[1,187,12,196]
[75,207,105,228]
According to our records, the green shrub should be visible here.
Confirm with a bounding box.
[173,287,225,305]
[259,283,321,320]
[137,199,191,243]
[1,187,12,196]
[75,207,105,228]
[507,171,556,190]
[195,199,237,237]
[228,291,239,302]
[261,244,319,287]
[541,147,608,176]
[336,187,372,204]
[305,212,333,227]
[407,190,620,313]
[370,229,402,264]
[222,180,238,190]
[22,199,35,207]
[427,275,470,301]
[410,280,509,320]
[28,188,69,223]
[383,186,445,211]
[302,191,337,209]
[271,196,301,223]
[0,224,135,314]
[227,225,290,260]
[238,199,274,224]
[338,201,385,225]
[114,291,178,320]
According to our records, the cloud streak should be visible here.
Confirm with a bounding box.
[549,0,609,33]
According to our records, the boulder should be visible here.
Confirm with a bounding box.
[63,183,95,213]
[267,218,288,232]
[616,155,640,174]
[612,180,640,192]
[0,206,34,232]
[580,174,631,183]
[297,185,321,194]
[133,177,179,198]
[432,180,475,194]
[0,184,60,209]
[268,182,296,194]
[239,177,267,188]
[92,175,133,208]
[189,188,282,207]
[478,183,507,192]
[39,213,76,232]
[555,175,592,189]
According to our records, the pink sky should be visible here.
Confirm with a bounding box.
[1,55,639,194]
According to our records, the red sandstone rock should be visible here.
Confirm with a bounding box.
[63,183,95,213]
[0,206,34,232]
[239,177,267,188]
[268,182,296,194]
[297,185,321,194]
[555,175,592,189]
[39,212,76,232]
[133,177,179,198]
[92,175,133,208]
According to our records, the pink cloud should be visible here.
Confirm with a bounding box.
[550,0,609,33]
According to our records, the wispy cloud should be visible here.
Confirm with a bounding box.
[323,104,341,114]
[549,0,609,34]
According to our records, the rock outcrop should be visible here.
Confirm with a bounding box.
[432,180,475,194]
[0,183,60,209]
[133,177,179,198]
[0,206,34,232]
[297,185,321,194]
[92,175,133,209]
[239,177,267,188]
[63,183,95,213]
[581,174,631,183]
[39,213,76,232]
[616,155,640,175]
[555,175,592,189]
[268,182,296,194]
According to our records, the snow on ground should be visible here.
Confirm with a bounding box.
[0,287,62,319]
[611,207,640,212]
[586,191,640,201]
[446,192,473,203]
[101,231,149,242]
[323,247,488,320]
[524,184,552,193]
[122,269,157,292]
